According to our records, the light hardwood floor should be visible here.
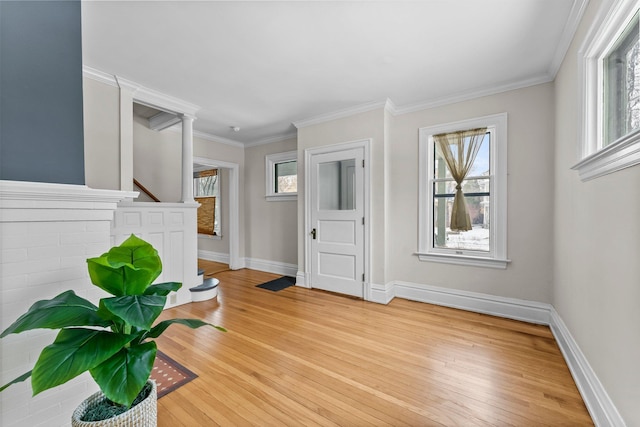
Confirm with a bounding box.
[156,268,592,426]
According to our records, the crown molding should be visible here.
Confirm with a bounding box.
[293,99,390,129]
[547,0,590,78]
[82,65,200,116]
[83,65,118,87]
[244,132,298,148]
[165,124,245,148]
[394,73,553,115]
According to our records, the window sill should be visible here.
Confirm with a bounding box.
[416,252,510,269]
[572,129,640,181]
[266,194,297,202]
[198,234,222,240]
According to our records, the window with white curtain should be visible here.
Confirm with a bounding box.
[418,113,509,269]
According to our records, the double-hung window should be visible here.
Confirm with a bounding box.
[194,169,221,236]
[418,113,508,269]
[266,151,297,201]
[575,0,640,180]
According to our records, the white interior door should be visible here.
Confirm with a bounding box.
[309,147,364,298]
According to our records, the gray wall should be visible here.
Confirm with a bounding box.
[0,1,85,184]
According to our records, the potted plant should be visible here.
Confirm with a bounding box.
[0,234,225,425]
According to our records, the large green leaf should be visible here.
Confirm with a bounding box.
[90,341,157,406]
[146,318,227,340]
[31,328,132,396]
[101,295,166,330]
[143,282,182,296]
[87,235,162,296]
[0,291,109,338]
[0,370,32,392]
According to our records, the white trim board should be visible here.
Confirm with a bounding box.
[389,280,626,427]
[244,258,297,278]
[549,309,626,427]
[198,249,230,265]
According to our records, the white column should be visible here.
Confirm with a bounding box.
[180,114,196,203]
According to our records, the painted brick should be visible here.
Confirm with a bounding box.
[1,248,28,263]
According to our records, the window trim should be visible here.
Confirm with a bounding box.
[417,113,509,269]
[574,0,640,181]
[265,150,297,201]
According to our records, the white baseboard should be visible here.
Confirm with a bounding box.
[244,257,297,277]
[198,249,229,264]
[390,280,625,427]
[393,280,551,324]
[368,281,395,304]
[549,308,626,427]
[295,271,310,288]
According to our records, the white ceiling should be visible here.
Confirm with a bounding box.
[82,0,585,146]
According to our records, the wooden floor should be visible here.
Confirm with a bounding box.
[198,259,231,278]
[156,268,593,426]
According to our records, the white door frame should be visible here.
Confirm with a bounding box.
[304,139,371,298]
[193,156,241,270]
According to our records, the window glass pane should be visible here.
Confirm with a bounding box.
[434,133,490,179]
[194,174,218,197]
[434,178,489,195]
[275,161,297,193]
[604,10,640,145]
[318,159,356,210]
[433,195,490,252]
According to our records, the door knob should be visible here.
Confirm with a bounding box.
[311,228,317,239]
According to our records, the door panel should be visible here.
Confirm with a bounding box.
[310,148,364,298]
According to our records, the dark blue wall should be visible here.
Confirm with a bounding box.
[1,1,85,185]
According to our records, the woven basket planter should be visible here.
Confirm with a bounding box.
[71,381,157,427]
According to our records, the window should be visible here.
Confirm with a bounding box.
[418,113,508,269]
[575,0,640,180]
[266,151,297,201]
[194,169,221,236]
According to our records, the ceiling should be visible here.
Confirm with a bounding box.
[82,0,585,146]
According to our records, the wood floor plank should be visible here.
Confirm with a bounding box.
[155,267,593,426]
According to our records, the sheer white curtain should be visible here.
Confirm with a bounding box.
[433,128,487,231]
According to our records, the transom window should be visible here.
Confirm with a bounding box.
[418,113,508,269]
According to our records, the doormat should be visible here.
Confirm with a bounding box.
[256,276,296,292]
[151,351,197,398]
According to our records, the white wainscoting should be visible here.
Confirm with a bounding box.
[0,180,135,427]
[112,201,199,308]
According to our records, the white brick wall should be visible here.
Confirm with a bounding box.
[0,181,135,427]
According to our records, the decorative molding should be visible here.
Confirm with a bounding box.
[293,100,389,129]
[392,280,552,325]
[549,308,627,427]
[245,132,298,148]
[166,124,245,148]
[416,253,511,269]
[83,65,118,87]
[395,74,553,115]
[571,129,640,181]
[82,65,200,116]
[0,181,138,222]
[197,249,230,264]
[368,281,395,305]
[296,271,310,288]
[244,257,298,277]
[547,0,590,78]
[149,111,181,131]
[192,157,241,270]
